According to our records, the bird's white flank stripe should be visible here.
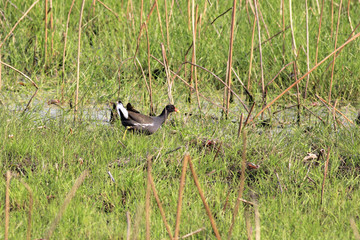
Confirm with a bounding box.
[116,102,128,119]
[133,122,154,128]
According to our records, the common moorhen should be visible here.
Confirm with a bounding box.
[113,101,179,135]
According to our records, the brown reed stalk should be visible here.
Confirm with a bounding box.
[347,0,353,32]
[50,0,54,58]
[148,173,174,239]
[281,0,285,63]
[315,94,354,125]
[350,217,360,240]
[223,0,237,118]
[289,0,297,57]
[44,0,48,67]
[254,0,265,115]
[247,16,257,96]
[145,24,154,115]
[293,62,301,125]
[232,68,253,102]
[320,147,331,205]
[20,179,33,240]
[140,0,144,24]
[0,49,2,91]
[126,211,131,240]
[45,170,89,239]
[74,0,86,122]
[332,100,338,131]
[61,0,76,102]
[329,0,342,103]
[227,130,247,239]
[135,58,151,97]
[134,2,157,58]
[155,0,165,43]
[254,201,260,240]
[191,3,201,112]
[164,0,170,48]
[92,0,96,16]
[186,61,249,112]
[238,113,244,138]
[315,0,325,65]
[181,227,206,239]
[245,210,253,240]
[5,171,11,240]
[258,4,271,46]
[188,0,191,31]
[146,155,152,240]
[331,0,334,38]
[0,0,39,48]
[161,43,174,104]
[304,0,310,98]
[188,158,221,239]
[244,102,256,127]
[97,0,120,20]
[174,154,190,239]
[251,30,360,122]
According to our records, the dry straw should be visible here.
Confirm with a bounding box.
[44,170,89,239]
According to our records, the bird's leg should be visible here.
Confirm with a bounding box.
[122,126,131,140]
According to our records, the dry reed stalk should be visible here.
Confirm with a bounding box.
[227,130,247,239]
[320,147,331,205]
[289,0,297,57]
[92,0,96,16]
[350,217,360,240]
[161,43,174,104]
[96,0,120,20]
[251,30,360,122]
[131,203,144,240]
[238,113,244,138]
[61,0,76,102]
[304,0,310,98]
[44,170,89,239]
[155,0,165,43]
[315,0,325,65]
[188,0,191,31]
[302,105,325,124]
[74,0,86,122]
[315,94,354,125]
[239,198,256,206]
[186,62,249,112]
[20,179,33,240]
[254,201,260,240]
[188,158,221,239]
[223,0,237,118]
[247,16,257,94]
[347,0,353,32]
[243,102,256,127]
[232,68,253,101]
[145,24,154,115]
[44,0,48,67]
[258,4,271,46]
[135,58,151,97]
[5,171,11,240]
[140,0,144,24]
[254,0,265,114]
[0,0,39,48]
[331,0,334,37]
[245,210,253,240]
[293,62,301,125]
[148,173,174,239]
[174,154,190,239]
[50,0,54,58]
[134,2,157,58]
[265,62,293,89]
[329,0,342,103]
[180,227,206,239]
[191,3,201,112]
[332,100,338,131]
[146,155,152,240]
[281,0,285,63]
[165,0,170,48]
[126,211,131,240]
[0,49,2,91]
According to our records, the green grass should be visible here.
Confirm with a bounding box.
[1,0,360,239]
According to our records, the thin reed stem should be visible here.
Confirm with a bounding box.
[146,155,152,240]
[329,0,342,103]
[44,0,48,67]
[188,158,221,239]
[5,171,11,240]
[192,2,201,112]
[315,0,325,65]
[223,0,237,118]
[304,0,310,98]
[174,154,190,239]
[320,147,331,205]
[247,16,257,98]
[74,0,86,122]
